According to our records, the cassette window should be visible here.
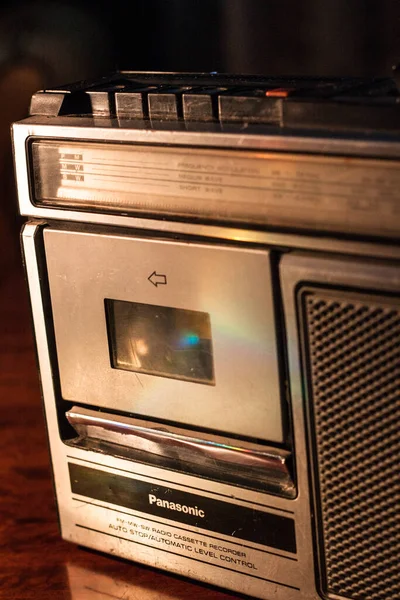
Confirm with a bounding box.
[105,299,215,385]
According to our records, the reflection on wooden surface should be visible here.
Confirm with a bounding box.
[0,267,237,600]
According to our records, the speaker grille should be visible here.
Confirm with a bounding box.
[302,289,400,600]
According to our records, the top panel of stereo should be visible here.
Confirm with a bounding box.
[13,72,400,242]
[28,71,400,134]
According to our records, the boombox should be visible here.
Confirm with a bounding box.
[13,73,399,600]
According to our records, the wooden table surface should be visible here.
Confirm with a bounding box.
[0,266,238,600]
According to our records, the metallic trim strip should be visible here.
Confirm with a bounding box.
[21,221,54,385]
[66,406,295,498]
[13,117,400,156]
[26,215,400,261]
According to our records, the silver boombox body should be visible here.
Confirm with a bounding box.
[13,73,400,600]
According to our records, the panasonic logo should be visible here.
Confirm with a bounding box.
[149,494,205,518]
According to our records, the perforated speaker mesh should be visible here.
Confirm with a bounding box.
[301,289,400,600]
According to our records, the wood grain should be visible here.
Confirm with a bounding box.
[0,266,238,600]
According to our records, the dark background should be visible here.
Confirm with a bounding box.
[1,0,400,81]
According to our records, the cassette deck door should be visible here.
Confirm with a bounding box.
[43,228,284,444]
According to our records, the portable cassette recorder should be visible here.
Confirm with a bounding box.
[13,72,400,600]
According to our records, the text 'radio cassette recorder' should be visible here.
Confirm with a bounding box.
[13,72,400,600]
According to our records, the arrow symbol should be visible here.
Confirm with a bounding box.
[148,271,167,287]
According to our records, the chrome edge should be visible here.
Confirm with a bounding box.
[13,116,400,157]
[66,406,296,498]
